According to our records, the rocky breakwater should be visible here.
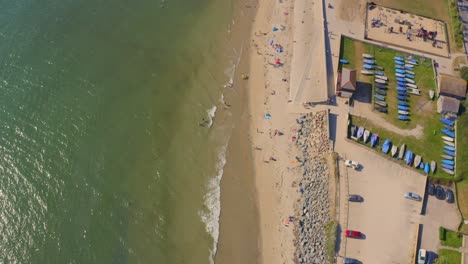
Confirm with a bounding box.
[294,111,333,264]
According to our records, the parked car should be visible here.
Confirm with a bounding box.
[446,189,454,203]
[343,257,361,264]
[404,192,421,201]
[427,251,437,264]
[345,230,362,239]
[345,160,360,170]
[418,249,427,264]
[348,194,363,202]
[435,186,445,200]
[427,183,435,196]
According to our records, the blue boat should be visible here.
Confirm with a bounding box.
[441,163,454,170]
[444,146,456,151]
[364,64,374,70]
[395,65,404,69]
[395,56,404,61]
[375,83,387,89]
[364,59,375,64]
[398,101,409,106]
[397,87,406,91]
[382,139,391,154]
[407,58,418,64]
[404,65,413,70]
[376,89,386,96]
[398,115,410,120]
[374,94,385,101]
[419,162,424,169]
[444,150,456,157]
[396,77,406,82]
[440,118,454,126]
[398,90,407,95]
[442,159,455,165]
[441,128,455,138]
[397,81,406,86]
[405,74,414,79]
[340,59,349,64]
[395,60,404,65]
[398,105,409,111]
[370,133,378,148]
[397,95,407,101]
[374,71,384,76]
[424,162,430,174]
[396,69,405,74]
[405,150,413,165]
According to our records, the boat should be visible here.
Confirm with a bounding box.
[374,71,384,76]
[441,129,455,138]
[370,133,378,147]
[340,59,349,64]
[405,78,415,84]
[398,110,409,115]
[419,162,424,169]
[397,81,406,86]
[363,130,370,143]
[363,59,375,64]
[440,118,454,126]
[395,60,404,65]
[405,150,413,165]
[395,65,404,69]
[444,141,455,147]
[441,163,454,170]
[391,145,398,157]
[382,139,391,154]
[445,125,454,131]
[407,58,418,64]
[375,89,386,96]
[429,90,435,99]
[442,168,455,175]
[374,94,385,101]
[414,155,422,167]
[396,77,406,82]
[394,56,404,61]
[397,91,407,96]
[398,101,409,106]
[357,126,364,140]
[397,87,406,92]
[398,95,407,101]
[375,75,388,81]
[376,85,387,90]
[395,69,405,74]
[442,136,454,142]
[442,159,455,165]
[375,79,386,84]
[361,70,374,75]
[441,155,453,160]
[405,74,414,79]
[375,83,387,89]
[408,88,421,95]
[431,161,436,173]
[396,73,405,78]
[424,162,430,174]
[350,125,357,138]
[398,144,406,160]
[405,60,418,65]
[363,53,374,59]
[444,150,456,157]
[404,64,414,69]
[376,66,384,71]
[376,106,388,113]
[406,83,417,89]
[398,115,410,120]
[364,64,375,70]
[398,105,409,111]
[444,145,456,151]
[375,100,387,107]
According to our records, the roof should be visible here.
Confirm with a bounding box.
[437,96,460,113]
[439,73,467,98]
[340,68,357,91]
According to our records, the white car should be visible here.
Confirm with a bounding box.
[345,160,359,170]
[404,192,422,201]
[417,249,426,264]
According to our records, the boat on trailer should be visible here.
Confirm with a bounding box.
[408,88,421,95]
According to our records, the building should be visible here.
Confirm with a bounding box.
[438,73,467,100]
[437,96,460,115]
[336,68,357,98]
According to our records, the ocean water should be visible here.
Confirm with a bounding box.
[0,0,238,263]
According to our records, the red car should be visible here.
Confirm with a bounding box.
[345,230,362,239]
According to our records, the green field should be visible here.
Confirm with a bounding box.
[441,228,463,248]
[437,249,462,264]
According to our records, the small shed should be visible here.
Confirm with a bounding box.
[337,68,357,97]
[437,96,460,115]
[438,73,467,100]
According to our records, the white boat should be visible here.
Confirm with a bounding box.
[442,168,455,175]
[408,88,421,95]
[398,144,406,160]
[375,75,388,81]
[363,53,374,59]
[398,110,409,115]
[431,161,436,173]
[444,141,455,147]
[414,155,422,167]
[391,145,398,157]
[429,90,435,99]
[442,136,454,142]
[363,130,370,143]
[396,73,405,78]
[406,70,415,75]
[406,83,417,89]
[405,60,418,65]
[405,78,415,84]
[361,70,374,75]
[404,64,414,68]
[375,79,386,84]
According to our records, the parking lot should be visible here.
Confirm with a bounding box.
[339,142,427,263]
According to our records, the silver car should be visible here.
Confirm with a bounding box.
[404,192,421,201]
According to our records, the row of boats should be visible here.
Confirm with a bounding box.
[361,54,389,113]
[394,56,421,121]
[440,117,456,175]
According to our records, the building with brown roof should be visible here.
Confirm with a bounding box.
[437,96,460,115]
[438,73,467,100]
[336,68,356,98]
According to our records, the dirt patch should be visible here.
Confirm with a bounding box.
[337,0,366,23]
[354,42,366,82]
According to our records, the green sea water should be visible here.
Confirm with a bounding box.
[0,0,237,263]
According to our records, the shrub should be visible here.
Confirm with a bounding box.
[460,67,468,81]
[440,226,447,241]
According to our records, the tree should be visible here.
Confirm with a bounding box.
[460,66,468,81]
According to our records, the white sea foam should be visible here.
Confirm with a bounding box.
[206,106,217,128]
[199,143,228,264]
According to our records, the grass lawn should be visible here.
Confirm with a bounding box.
[456,107,468,221]
[441,229,463,248]
[437,249,462,264]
